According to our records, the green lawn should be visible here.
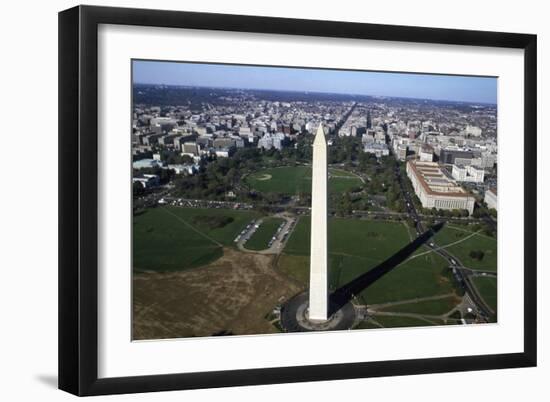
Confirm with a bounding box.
[354,319,383,329]
[133,207,259,272]
[245,217,285,251]
[433,226,497,272]
[284,216,410,260]
[375,295,458,316]
[367,315,434,328]
[280,217,457,306]
[246,166,362,194]
[329,168,357,177]
[472,276,497,313]
[278,254,310,284]
[360,252,453,304]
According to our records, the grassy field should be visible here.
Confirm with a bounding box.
[245,217,285,251]
[374,295,459,316]
[354,319,382,329]
[367,315,435,328]
[472,276,497,313]
[361,252,453,304]
[278,254,310,284]
[133,207,259,272]
[279,217,457,307]
[433,225,497,272]
[284,216,409,260]
[246,166,362,194]
[133,247,301,339]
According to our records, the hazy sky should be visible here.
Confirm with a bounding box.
[133,60,497,104]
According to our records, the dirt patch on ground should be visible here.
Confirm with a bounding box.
[133,247,301,340]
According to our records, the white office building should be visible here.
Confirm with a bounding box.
[452,164,485,183]
[463,124,482,137]
[419,144,434,162]
[364,143,390,158]
[132,158,161,169]
[258,134,274,150]
[407,161,475,214]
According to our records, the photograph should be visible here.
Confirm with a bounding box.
[131,60,498,340]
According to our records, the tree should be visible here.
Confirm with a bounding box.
[181,154,194,164]
[132,182,145,197]
[337,192,353,216]
[469,250,485,261]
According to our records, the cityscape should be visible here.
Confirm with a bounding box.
[131,60,498,340]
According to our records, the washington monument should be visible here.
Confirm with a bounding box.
[308,124,329,321]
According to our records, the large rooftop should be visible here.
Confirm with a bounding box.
[408,160,471,197]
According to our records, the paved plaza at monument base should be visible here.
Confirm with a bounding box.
[280,292,358,332]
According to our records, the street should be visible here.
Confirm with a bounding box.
[393,162,494,321]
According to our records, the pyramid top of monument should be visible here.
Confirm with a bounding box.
[314,123,326,146]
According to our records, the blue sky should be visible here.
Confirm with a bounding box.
[133,60,497,104]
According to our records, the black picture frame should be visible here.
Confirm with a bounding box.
[58,5,537,396]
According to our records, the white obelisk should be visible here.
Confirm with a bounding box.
[308,124,328,321]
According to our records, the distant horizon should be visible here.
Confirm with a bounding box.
[132,81,497,105]
[133,60,498,104]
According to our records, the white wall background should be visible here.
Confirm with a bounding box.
[0,0,546,400]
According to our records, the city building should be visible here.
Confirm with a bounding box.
[150,117,177,133]
[141,133,163,146]
[363,142,389,157]
[195,136,213,149]
[167,164,198,175]
[213,137,236,149]
[230,135,245,148]
[158,134,178,146]
[485,188,498,210]
[396,144,408,161]
[406,160,475,214]
[419,144,434,162]
[214,147,234,158]
[439,147,475,164]
[181,142,200,157]
[174,134,195,150]
[451,164,485,183]
[462,124,482,137]
[257,134,274,150]
[480,152,497,168]
[362,132,375,144]
[132,158,161,169]
[272,132,287,150]
[132,174,160,188]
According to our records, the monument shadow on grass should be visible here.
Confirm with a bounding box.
[328,222,445,316]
